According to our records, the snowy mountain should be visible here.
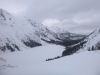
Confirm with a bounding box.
[0,9,100,75]
[28,19,85,46]
[0,9,42,52]
[84,28,100,50]
[59,28,100,59]
[0,9,85,52]
[27,19,59,42]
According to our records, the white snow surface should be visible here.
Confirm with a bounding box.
[1,44,100,75]
[84,28,100,50]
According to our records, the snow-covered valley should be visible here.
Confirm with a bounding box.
[0,44,100,75]
[0,8,100,75]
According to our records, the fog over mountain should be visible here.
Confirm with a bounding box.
[0,0,100,34]
[0,0,100,75]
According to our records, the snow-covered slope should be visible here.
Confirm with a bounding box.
[28,19,85,46]
[1,45,100,75]
[28,19,59,42]
[0,9,42,52]
[60,27,100,58]
[84,28,100,50]
[58,28,100,57]
[0,9,62,52]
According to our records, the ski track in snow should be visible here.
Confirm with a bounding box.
[0,44,100,75]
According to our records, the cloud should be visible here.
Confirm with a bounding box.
[25,0,100,21]
[42,19,61,27]
[42,10,100,34]
[0,0,28,15]
[0,0,100,21]
[0,0,100,33]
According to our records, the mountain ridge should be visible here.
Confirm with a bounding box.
[0,9,85,52]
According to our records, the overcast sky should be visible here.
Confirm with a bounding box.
[0,0,100,34]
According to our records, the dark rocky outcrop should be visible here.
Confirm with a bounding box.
[22,39,42,48]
